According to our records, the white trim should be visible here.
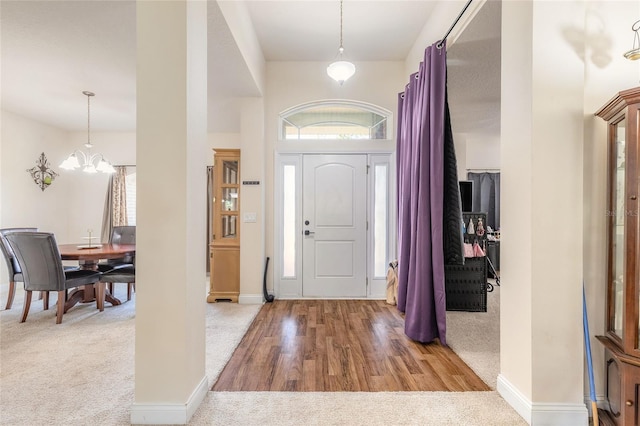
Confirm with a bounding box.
[584,394,608,418]
[498,374,589,425]
[274,154,303,299]
[531,403,588,425]
[278,99,393,141]
[129,375,208,425]
[238,293,264,304]
[497,374,532,423]
[280,99,393,120]
[368,154,394,298]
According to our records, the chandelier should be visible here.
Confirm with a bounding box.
[60,91,115,174]
[327,0,355,85]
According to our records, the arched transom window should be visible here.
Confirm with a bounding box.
[280,100,391,140]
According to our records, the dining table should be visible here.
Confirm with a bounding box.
[58,243,136,311]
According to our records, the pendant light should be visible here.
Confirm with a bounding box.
[327,0,355,85]
[60,91,115,174]
[624,20,640,60]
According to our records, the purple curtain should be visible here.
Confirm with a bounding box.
[396,41,447,344]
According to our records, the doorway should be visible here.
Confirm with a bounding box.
[302,154,367,297]
[275,153,393,299]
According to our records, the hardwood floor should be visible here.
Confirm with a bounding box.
[212,300,490,392]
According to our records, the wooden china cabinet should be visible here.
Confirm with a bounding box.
[207,149,241,303]
[595,87,640,426]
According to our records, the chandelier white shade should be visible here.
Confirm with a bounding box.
[327,0,355,85]
[327,58,356,85]
[60,91,115,174]
[59,150,114,174]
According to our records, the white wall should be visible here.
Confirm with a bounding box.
[208,132,240,150]
[499,1,640,422]
[216,0,266,95]
[0,110,77,276]
[501,0,588,417]
[239,98,265,302]
[464,135,500,172]
[582,0,640,408]
[529,1,585,410]
[1,110,74,239]
[0,110,74,283]
[500,1,534,404]
[453,132,501,177]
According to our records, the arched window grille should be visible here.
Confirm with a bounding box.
[279,100,391,140]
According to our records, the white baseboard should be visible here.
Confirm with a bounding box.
[497,374,589,425]
[238,293,264,304]
[531,402,589,425]
[583,394,607,417]
[497,374,532,423]
[130,375,208,425]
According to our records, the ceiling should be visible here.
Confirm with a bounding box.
[0,0,500,136]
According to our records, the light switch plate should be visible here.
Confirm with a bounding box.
[243,212,257,223]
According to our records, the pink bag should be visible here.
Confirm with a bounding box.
[473,242,485,257]
[464,243,474,258]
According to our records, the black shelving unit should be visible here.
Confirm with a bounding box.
[444,212,488,312]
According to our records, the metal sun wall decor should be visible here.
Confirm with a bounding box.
[27,152,58,191]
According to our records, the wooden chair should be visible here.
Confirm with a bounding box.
[6,232,102,324]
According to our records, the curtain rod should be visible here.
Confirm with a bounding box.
[436,0,474,49]
[467,168,500,172]
[399,0,474,97]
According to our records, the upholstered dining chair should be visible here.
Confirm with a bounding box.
[98,226,135,298]
[0,227,37,310]
[99,264,135,302]
[97,226,136,272]
[6,232,102,324]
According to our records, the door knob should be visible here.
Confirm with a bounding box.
[304,230,315,236]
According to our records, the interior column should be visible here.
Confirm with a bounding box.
[499,1,587,423]
[132,1,208,424]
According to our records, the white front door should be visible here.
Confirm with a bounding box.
[302,154,367,297]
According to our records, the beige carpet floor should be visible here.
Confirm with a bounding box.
[446,279,501,389]
[1,279,525,425]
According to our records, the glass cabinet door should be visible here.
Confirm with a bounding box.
[610,118,626,339]
[221,188,238,212]
[212,150,240,245]
[220,215,237,238]
[223,160,238,184]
